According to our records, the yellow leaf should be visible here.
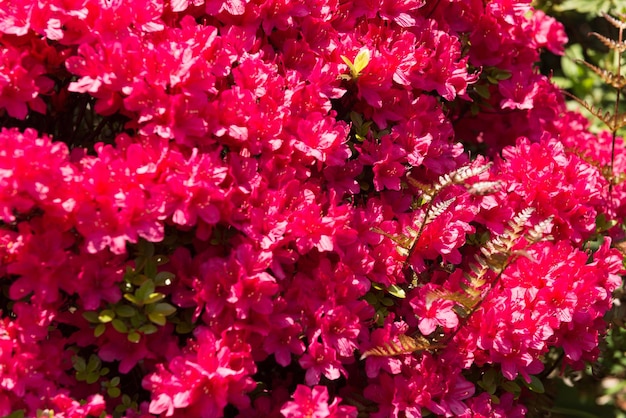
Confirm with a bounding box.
[340,48,371,79]
[352,48,370,76]
[341,55,356,76]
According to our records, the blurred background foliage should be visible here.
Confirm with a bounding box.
[534,1,626,416]
[537,0,626,132]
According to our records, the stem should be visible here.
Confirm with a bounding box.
[610,23,623,197]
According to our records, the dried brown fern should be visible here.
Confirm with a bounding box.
[362,209,554,360]
[400,162,493,267]
[360,333,437,359]
[441,209,554,322]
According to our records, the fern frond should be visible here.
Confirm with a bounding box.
[431,163,493,195]
[465,254,489,281]
[450,162,493,184]
[507,207,536,236]
[371,227,413,248]
[576,59,626,90]
[525,216,554,244]
[466,181,501,195]
[563,92,616,131]
[360,334,433,359]
[424,197,455,226]
[475,207,536,272]
[427,288,480,310]
[601,12,626,31]
[589,32,626,53]
[613,112,626,131]
[371,226,418,257]
[406,175,432,193]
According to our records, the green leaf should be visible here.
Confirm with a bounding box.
[380,297,394,307]
[138,323,159,334]
[151,303,176,316]
[114,305,137,318]
[135,280,156,303]
[480,368,498,394]
[130,313,145,328]
[525,375,545,393]
[474,84,491,99]
[148,313,167,326]
[72,356,86,372]
[110,376,121,386]
[82,311,101,323]
[492,69,511,80]
[123,293,140,305]
[86,372,100,384]
[108,386,122,398]
[387,284,406,299]
[127,331,141,343]
[143,292,166,305]
[111,318,128,333]
[132,257,147,278]
[86,355,101,373]
[364,292,378,305]
[154,271,175,286]
[145,258,158,279]
[501,380,521,397]
[4,410,25,418]
[176,322,194,334]
[94,323,106,338]
[350,111,364,127]
[98,309,115,323]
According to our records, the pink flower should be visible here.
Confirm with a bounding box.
[527,10,568,55]
[317,306,362,357]
[0,45,52,119]
[281,385,357,418]
[410,284,459,336]
[262,314,305,366]
[299,341,346,385]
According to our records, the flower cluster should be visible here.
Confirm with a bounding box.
[0,0,624,417]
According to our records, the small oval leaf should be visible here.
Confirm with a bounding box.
[138,323,158,334]
[151,303,176,316]
[115,305,137,318]
[143,292,166,305]
[98,309,115,323]
[82,311,100,323]
[127,331,141,343]
[148,313,167,326]
[111,318,128,334]
[94,323,106,338]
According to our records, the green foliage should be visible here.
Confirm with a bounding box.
[363,283,404,326]
[114,394,140,418]
[82,240,181,344]
[72,354,109,384]
[552,0,626,16]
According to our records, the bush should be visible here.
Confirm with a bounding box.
[0,1,625,417]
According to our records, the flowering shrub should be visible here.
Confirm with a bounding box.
[0,1,625,417]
